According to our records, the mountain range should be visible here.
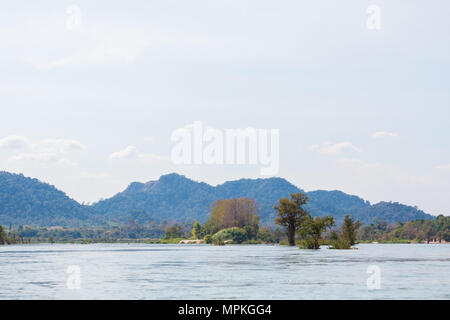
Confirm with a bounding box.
[0,171,435,227]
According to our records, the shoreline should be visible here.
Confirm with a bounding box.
[2,240,449,246]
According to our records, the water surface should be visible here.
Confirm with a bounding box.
[0,243,449,299]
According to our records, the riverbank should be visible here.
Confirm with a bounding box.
[3,238,448,245]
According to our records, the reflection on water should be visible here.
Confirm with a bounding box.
[0,243,449,299]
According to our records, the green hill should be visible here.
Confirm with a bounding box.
[0,172,97,227]
[0,171,436,227]
[92,173,434,225]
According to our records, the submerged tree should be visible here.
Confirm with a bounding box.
[342,214,362,245]
[300,216,335,249]
[274,193,311,246]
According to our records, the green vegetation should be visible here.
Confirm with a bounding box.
[204,234,213,244]
[0,225,8,244]
[0,172,96,227]
[358,215,450,243]
[274,192,335,249]
[274,193,310,246]
[0,224,24,244]
[203,198,260,235]
[164,225,186,239]
[342,215,362,245]
[171,198,282,245]
[0,171,435,229]
[191,221,202,239]
[196,198,262,244]
[1,174,448,248]
[298,216,335,249]
[329,238,352,249]
[328,214,362,249]
[212,227,248,244]
[2,220,167,243]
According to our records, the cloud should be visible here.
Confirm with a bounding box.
[109,145,169,162]
[37,139,86,154]
[1,135,84,166]
[109,146,138,160]
[435,164,450,174]
[372,131,399,139]
[308,142,361,155]
[0,135,31,150]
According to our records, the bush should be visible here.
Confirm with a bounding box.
[257,227,275,243]
[204,234,213,244]
[212,238,225,246]
[329,239,351,249]
[212,227,248,244]
[298,238,318,249]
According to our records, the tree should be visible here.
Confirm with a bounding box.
[274,193,310,246]
[300,216,335,249]
[164,225,184,239]
[342,214,362,245]
[192,221,203,239]
[257,227,275,243]
[250,215,260,240]
[0,225,9,245]
[243,226,253,240]
[206,198,260,234]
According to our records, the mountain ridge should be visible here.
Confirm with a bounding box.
[0,171,436,227]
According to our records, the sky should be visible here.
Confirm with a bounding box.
[1,1,449,215]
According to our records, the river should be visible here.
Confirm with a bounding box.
[0,243,449,299]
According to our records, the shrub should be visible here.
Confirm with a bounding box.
[329,239,351,249]
[298,238,318,249]
[257,227,275,243]
[204,234,213,244]
[212,238,225,246]
[212,227,248,244]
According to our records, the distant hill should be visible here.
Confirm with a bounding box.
[0,171,435,227]
[92,173,434,225]
[91,173,302,224]
[92,173,217,223]
[0,171,97,227]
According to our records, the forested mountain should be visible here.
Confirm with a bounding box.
[92,173,434,225]
[92,173,216,223]
[350,201,432,224]
[0,171,436,227]
[91,174,302,224]
[0,172,97,227]
[305,190,370,218]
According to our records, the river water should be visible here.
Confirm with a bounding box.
[0,243,449,299]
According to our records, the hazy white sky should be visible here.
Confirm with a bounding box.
[1,1,449,215]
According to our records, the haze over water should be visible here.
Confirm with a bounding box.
[0,243,449,299]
